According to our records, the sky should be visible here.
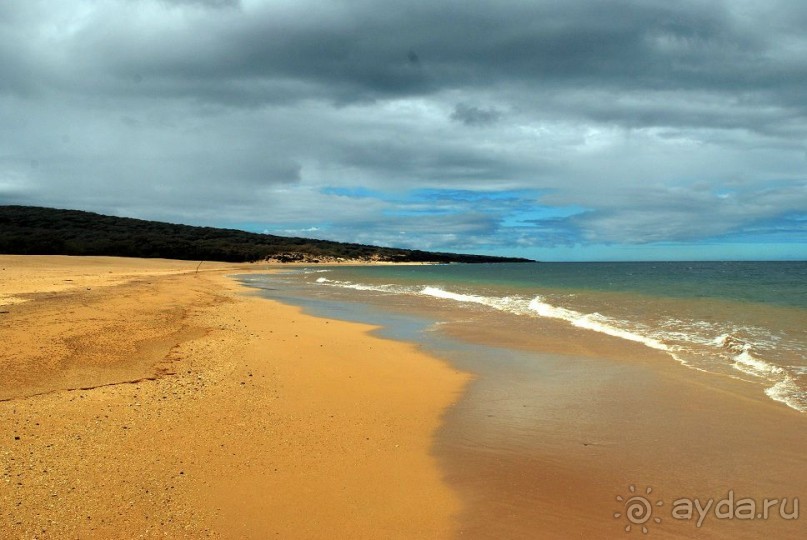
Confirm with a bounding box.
[1,0,805,261]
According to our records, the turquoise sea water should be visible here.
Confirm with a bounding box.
[242,261,807,413]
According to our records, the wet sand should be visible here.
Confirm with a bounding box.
[0,256,468,538]
[244,278,805,539]
[435,313,806,538]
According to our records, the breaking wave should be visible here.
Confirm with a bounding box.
[312,279,805,412]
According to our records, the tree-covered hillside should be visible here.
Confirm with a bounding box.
[0,206,533,264]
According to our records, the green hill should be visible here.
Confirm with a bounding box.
[0,206,533,264]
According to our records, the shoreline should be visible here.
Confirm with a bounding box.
[244,268,806,539]
[2,256,803,538]
[0,256,468,538]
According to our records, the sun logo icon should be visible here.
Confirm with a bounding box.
[614,485,664,534]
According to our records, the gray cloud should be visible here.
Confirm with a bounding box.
[567,182,807,244]
[0,0,805,256]
[451,104,502,127]
[159,0,240,7]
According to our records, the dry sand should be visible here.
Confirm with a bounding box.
[0,255,236,307]
[0,256,468,538]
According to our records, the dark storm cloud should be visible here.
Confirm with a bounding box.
[451,104,502,127]
[5,1,807,110]
[64,1,803,116]
[334,140,534,182]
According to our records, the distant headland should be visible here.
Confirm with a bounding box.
[0,205,534,264]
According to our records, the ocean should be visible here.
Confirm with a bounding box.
[240,261,807,413]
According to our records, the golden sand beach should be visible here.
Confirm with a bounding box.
[1,256,803,539]
[0,256,467,538]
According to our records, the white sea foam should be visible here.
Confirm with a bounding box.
[712,333,786,379]
[527,296,670,351]
[315,277,409,294]
[765,377,807,413]
[311,279,806,413]
[732,348,784,378]
[420,286,529,315]
[418,288,670,352]
[708,334,807,412]
[420,288,673,352]
[420,286,489,304]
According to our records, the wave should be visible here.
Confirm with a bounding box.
[765,377,807,412]
[312,280,805,413]
[315,277,409,294]
[708,334,805,411]
[420,287,686,355]
[420,287,678,354]
[713,334,784,378]
[527,296,670,352]
[299,268,332,274]
[420,286,530,315]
